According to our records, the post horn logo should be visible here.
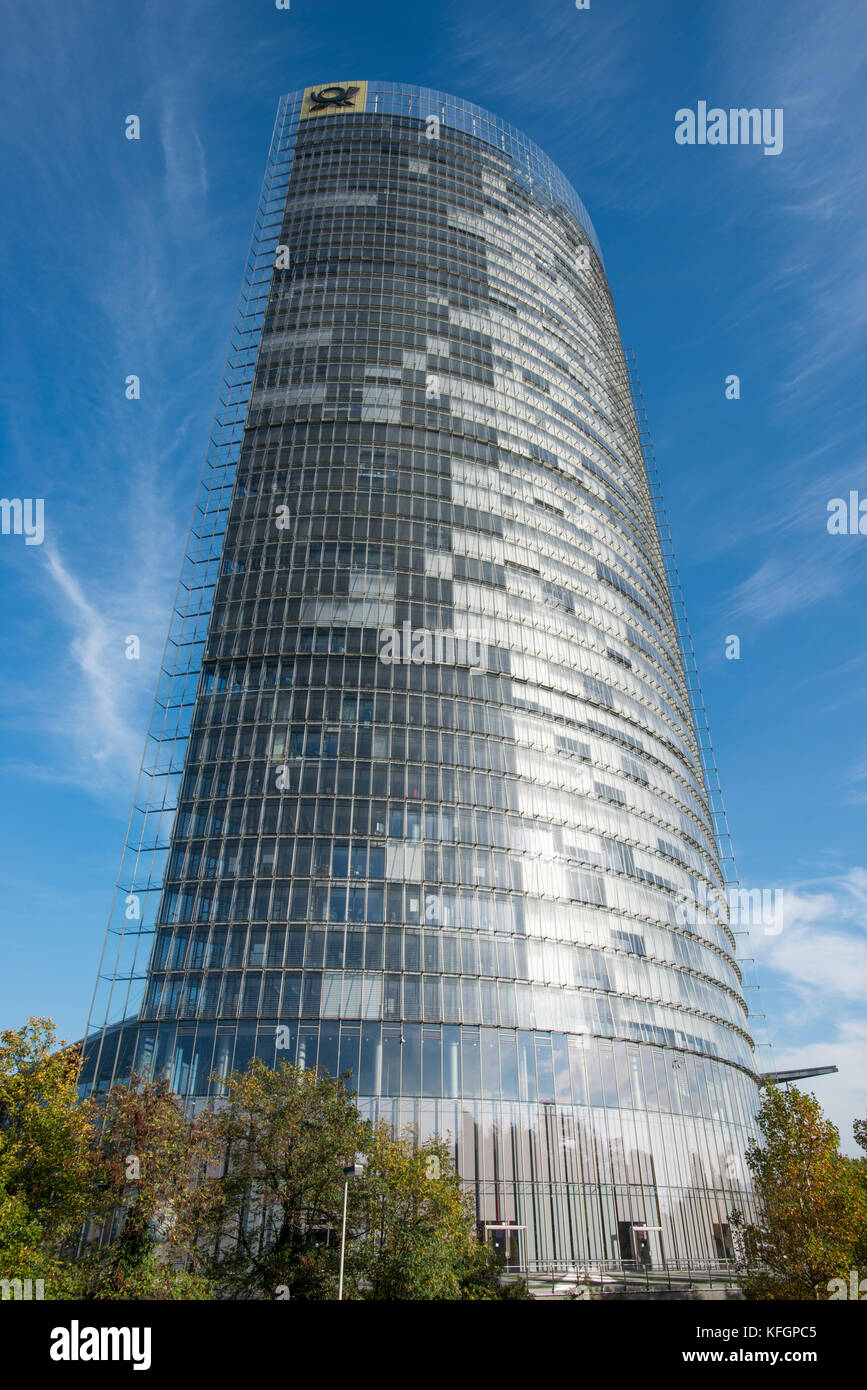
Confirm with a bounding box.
[300,81,367,120]
[309,84,361,110]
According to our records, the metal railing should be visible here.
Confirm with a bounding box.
[509,1258,742,1297]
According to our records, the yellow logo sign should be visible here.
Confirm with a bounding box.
[301,82,368,120]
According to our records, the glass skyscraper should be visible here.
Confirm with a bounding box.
[83,81,760,1272]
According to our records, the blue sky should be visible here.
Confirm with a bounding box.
[1,0,865,1149]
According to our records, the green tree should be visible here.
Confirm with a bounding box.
[346,1123,531,1300]
[195,1059,370,1299]
[455,1240,534,1300]
[0,1018,93,1288]
[732,1083,867,1299]
[850,1114,867,1274]
[347,1125,470,1299]
[68,1075,218,1300]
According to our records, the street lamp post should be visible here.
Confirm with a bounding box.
[338,1160,365,1301]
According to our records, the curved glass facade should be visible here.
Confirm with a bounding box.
[83,82,759,1272]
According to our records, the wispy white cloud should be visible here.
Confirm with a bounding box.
[43,544,140,770]
[728,553,839,619]
[660,5,867,637]
[442,0,656,210]
[0,537,171,798]
[726,552,846,621]
[0,1,222,806]
[764,1019,867,1155]
[720,477,867,623]
[750,867,867,1149]
[719,0,867,401]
